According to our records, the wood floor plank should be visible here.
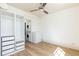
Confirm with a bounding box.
[12,41,79,56]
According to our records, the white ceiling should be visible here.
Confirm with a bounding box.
[7,3,79,17]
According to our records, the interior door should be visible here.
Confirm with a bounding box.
[24,22,27,43]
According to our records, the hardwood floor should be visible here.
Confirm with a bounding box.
[12,41,79,56]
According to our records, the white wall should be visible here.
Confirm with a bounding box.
[41,6,79,50]
[31,17,41,43]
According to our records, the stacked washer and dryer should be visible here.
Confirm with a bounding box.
[25,20,31,42]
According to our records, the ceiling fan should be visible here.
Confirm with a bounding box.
[30,3,48,14]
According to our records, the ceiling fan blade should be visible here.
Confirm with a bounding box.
[40,3,47,7]
[43,10,48,14]
[43,3,47,7]
[30,9,39,12]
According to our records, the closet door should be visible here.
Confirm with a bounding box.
[1,11,14,36]
[15,15,25,51]
[1,11,15,56]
